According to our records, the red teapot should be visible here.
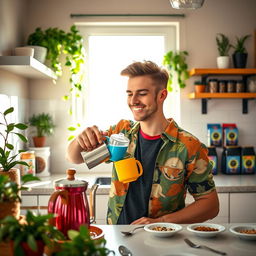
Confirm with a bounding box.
[48,169,98,236]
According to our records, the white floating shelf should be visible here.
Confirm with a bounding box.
[0,56,57,79]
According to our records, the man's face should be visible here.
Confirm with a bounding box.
[126,76,161,122]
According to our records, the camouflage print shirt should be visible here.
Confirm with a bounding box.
[106,119,216,225]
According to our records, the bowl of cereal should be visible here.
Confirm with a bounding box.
[229,225,256,240]
[144,223,182,237]
[187,223,225,238]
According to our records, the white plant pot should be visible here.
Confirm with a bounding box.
[217,56,230,69]
[28,45,47,63]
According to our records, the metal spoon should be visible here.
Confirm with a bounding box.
[120,225,145,236]
[118,245,133,256]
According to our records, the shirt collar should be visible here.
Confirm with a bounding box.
[127,118,178,143]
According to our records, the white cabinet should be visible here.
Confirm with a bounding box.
[95,194,109,224]
[38,195,50,214]
[21,195,38,215]
[230,193,256,223]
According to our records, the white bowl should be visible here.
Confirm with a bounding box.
[187,223,225,238]
[229,225,256,241]
[14,47,34,57]
[144,223,182,237]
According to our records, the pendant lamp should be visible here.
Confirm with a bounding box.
[169,0,205,9]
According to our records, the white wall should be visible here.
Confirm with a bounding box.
[1,0,256,174]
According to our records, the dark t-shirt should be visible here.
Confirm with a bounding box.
[117,129,163,224]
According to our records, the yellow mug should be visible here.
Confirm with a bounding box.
[114,158,143,183]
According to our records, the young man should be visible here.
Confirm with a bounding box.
[66,61,219,225]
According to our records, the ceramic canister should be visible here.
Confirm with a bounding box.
[29,147,50,177]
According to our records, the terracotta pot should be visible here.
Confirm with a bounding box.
[0,168,21,219]
[0,242,12,256]
[0,201,20,219]
[195,84,206,93]
[33,136,46,147]
[0,168,20,183]
[44,240,66,256]
[11,240,45,256]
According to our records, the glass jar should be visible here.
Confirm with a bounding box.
[209,79,218,93]
[227,80,235,93]
[236,80,244,93]
[219,80,227,93]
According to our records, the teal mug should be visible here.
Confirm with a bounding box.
[106,133,129,162]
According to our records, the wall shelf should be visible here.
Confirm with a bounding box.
[190,68,256,85]
[189,68,256,114]
[0,56,57,79]
[188,92,256,114]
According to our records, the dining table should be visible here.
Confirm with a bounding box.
[96,223,256,256]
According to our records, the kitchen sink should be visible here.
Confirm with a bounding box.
[94,177,111,185]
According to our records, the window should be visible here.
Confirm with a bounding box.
[77,22,179,130]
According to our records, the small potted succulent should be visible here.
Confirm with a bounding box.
[216,33,231,69]
[0,210,65,256]
[28,113,55,147]
[163,50,189,91]
[231,34,251,68]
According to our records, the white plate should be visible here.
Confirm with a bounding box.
[229,225,256,240]
[144,223,182,237]
[187,223,225,238]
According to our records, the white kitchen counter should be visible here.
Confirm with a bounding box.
[21,173,256,195]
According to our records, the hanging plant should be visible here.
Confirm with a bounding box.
[27,25,85,108]
[27,25,85,140]
[163,50,189,91]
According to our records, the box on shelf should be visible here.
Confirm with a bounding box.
[223,123,238,146]
[221,146,241,174]
[207,124,222,147]
[241,147,255,174]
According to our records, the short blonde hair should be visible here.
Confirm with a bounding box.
[120,61,169,90]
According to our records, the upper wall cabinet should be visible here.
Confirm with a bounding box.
[0,56,57,79]
[188,68,256,114]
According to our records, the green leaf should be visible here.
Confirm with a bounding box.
[68,126,76,131]
[13,132,28,142]
[4,107,14,116]
[7,123,15,132]
[68,135,75,141]
[67,229,79,240]
[62,95,69,101]
[21,174,40,183]
[6,143,14,150]
[15,123,28,130]
[27,234,37,251]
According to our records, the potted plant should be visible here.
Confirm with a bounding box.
[48,225,114,256]
[27,25,85,102]
[28,113,55,147]
[231,34,251,68]
[194,80,206,93]
[0,106,30,205]
[0,174,39,219]
[216,33,231,69]
[0,210,65,256]
[162,50,189,91]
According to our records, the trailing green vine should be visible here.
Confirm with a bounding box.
[163,50,189,91]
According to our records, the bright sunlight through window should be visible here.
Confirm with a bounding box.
[79,23,178,130]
